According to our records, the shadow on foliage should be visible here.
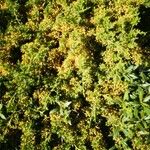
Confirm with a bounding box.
[49,133,61,148]
[33,117,44,146]
[98,115,115,149]
[0,0,28,33]
[0,129,22,150]
[86,36,106,67]
[17,0,28,24]
[85,140,93,150]
[0,9,11,33]
[136,5,150,60]
[70,94,90,128]
[0,78,7,100]
[137,5,150,33]
[9,32,35,65]
[9,46,22,64]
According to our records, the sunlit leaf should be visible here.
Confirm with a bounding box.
[0,113,6,120]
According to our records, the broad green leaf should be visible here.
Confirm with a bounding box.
[138,131,149,135]
[141,83,150,87]
[138,87,144,102]
[113,127,119,138]
[63,101,72,108]
[134,107,139,118]
[123,90,129,101]
[144,116,150,120]
[0,113,6,120]
[143,95,150,102]
[129,74,138,79]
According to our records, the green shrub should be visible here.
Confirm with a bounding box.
[0,0,150,149]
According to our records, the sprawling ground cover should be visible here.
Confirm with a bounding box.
[0,0,150,149]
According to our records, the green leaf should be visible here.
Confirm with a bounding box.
[129,74,138,79]
[113,127,119,138]
[138,131,149,135]
[134,107,139,118]
[143,95,150,102]
[138,87,144,102]
[141,83,150,88]
[144,116,150,120]
[50,108,58,114]
[0,113,6,120]
[124,90,129,101]
[63,101,72,108]
[140,72,147,81]
[0,104,2,110]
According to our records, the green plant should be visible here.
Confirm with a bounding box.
[0,0,150,149]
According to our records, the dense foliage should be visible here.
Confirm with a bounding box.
[0,0,150,149]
